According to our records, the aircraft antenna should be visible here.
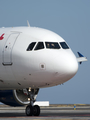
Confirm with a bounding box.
[27,20,30,27]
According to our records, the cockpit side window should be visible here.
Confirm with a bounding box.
[45,42,60,49]
[27,42,36,51]
[60,42,69,49]
[34,42,44,50]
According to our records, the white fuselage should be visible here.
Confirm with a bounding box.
[0,27,78,90]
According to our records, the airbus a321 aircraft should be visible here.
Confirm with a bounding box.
[0,22,87,116]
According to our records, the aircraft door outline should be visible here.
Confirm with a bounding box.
[2,33,20,65]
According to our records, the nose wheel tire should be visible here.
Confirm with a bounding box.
[33,105,40,116]
[26,105,33,116]
[26,105,40,116]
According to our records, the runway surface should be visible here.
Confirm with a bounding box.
[0,104,90,120]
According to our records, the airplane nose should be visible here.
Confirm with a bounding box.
[65,55,78,78]
[53,51,78,82]
[61,52,78,80]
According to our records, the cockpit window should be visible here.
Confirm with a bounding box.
[34,42,44,50]
[60,42,69,49]
[27,42,36,51]
[45,42,60,49]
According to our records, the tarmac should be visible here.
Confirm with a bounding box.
[0,104,90,120]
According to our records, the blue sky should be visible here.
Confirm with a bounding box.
[0,0,90,104]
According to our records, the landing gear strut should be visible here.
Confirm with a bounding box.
[25,88,40,116]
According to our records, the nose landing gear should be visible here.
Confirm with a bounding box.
[26,105,40,116]
[25,88,40,116]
